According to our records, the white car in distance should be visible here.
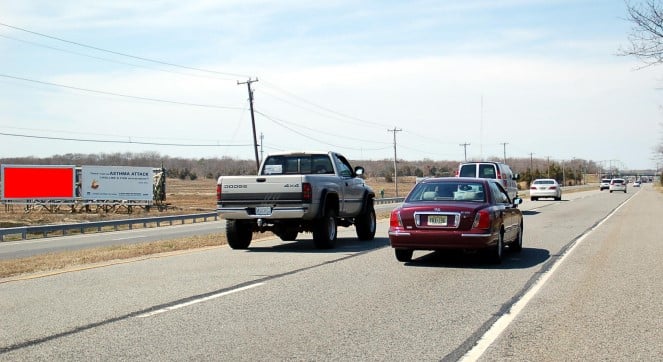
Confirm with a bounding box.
[529,178,562,201]
[609,178,627,193]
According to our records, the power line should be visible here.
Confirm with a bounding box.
[0,33,236,81]
[1,26,390,135]
[255,110,391,151]
[259,88,385,130]
[1,22,399,140]
[255,108,390,145]
[261,81,387,128]
[257,111,388,151]
[0,22,250,79]
[0,73,245,110]
[0,132,253,147]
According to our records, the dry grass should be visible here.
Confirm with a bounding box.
[0,177,404,280]
[0,233,229,281]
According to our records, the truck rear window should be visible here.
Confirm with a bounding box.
[459,164,476,177]
[262,155,333,175]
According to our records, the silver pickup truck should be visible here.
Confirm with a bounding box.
[216,151,376,249]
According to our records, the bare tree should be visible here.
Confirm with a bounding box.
[621,1,663,66]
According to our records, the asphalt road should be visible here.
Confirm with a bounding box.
[0,203,398,260]
[1,185,661,360]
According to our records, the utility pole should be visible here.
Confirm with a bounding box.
[529,152,534,171]
[459,143,470,161]
[500,142,508,164]
[259,132,264,163]
[388,127,402,197]
[238,78,260,173]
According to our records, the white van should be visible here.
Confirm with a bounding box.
[456,162,519,200]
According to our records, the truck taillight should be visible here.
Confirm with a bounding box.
[454,170,459,177]
[302,182,312,203]
[389,209,402,227]
[472,209,491,229]
[216,184,222,201]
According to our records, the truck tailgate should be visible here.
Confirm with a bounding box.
[218,175,304,204]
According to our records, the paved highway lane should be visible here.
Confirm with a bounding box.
[477,184,662,361]
[1,186,659,360]
[0,204,398,260]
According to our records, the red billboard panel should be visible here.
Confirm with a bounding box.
[1,165,75,200]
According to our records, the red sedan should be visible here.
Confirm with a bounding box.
[388,177,523,263]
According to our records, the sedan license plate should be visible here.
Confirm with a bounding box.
[255,206,272,215]
[428,215,447,226]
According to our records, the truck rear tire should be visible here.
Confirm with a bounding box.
[313,208,337,249]
[226,220,252,249]
[355,200,376,241]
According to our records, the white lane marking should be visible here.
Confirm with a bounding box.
[460,194,634,361]
[137,282,264,318]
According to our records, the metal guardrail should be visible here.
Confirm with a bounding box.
[0,198,407,242]
[0,212,218,242]
[375,197,404,205]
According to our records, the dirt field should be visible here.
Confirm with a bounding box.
[0,177,415,227]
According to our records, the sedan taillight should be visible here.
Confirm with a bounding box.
[472,209,492,229]
[390,210,402,228]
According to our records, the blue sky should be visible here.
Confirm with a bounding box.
[1,0,661,170]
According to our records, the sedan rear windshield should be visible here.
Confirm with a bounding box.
[533,180,556,185]
[408,182,486,202]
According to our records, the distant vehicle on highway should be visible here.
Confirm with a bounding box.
[600,178,611,191]
[456,161,519,200]
[388,177,523,264]
[633,180,641,187]
[609,178,627,193]
[529,179,562,201]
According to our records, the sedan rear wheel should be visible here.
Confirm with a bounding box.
[487,232,504,264]
[395,249,413,262]
[510,223,523,253]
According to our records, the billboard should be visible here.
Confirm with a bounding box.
[1,165,76,200]
[81,166,153,201]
